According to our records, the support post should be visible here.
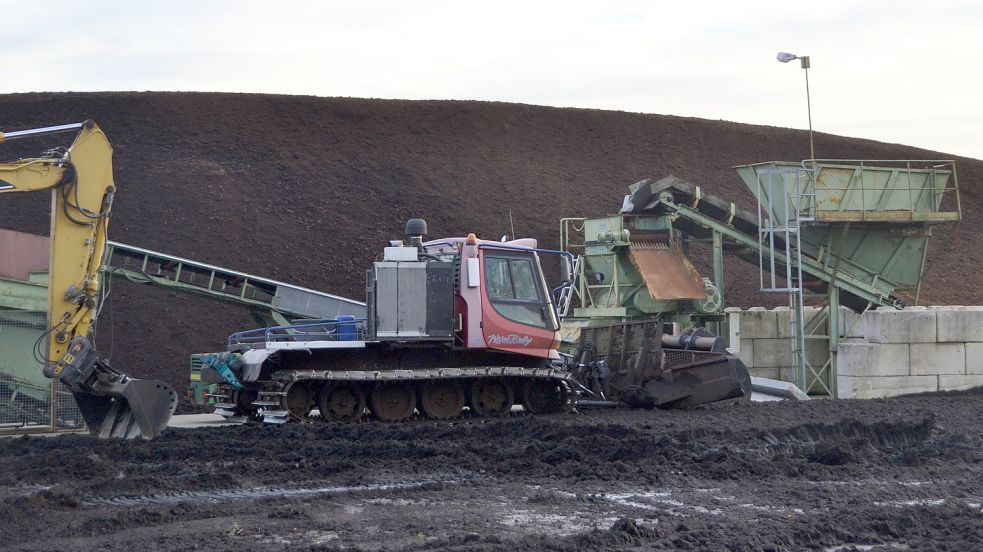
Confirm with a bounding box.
[712,230,725,307]
[828,286,839,399]
[712,229,727,338]
[49,378,57,431]
[824,223,849,399]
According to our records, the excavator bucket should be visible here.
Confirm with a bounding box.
[47,337,177,439]
[71,380,177,439]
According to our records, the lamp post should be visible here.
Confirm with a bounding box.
[777,52,814,163]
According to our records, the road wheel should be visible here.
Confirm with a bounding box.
[419,381,465,420]
[285,382,314,420]
[469,379,514,417]
[318,383,366,423]
[521,379,573,414]
[368,382,417,422]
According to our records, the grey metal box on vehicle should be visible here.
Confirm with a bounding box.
[374,260,455,339]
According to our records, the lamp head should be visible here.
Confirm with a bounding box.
[777,52,798,63]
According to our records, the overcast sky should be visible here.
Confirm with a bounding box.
[2,0,980,159]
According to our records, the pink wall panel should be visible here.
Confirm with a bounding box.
[0,229,49,281]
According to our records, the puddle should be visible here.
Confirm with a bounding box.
[83,480,446,508]
[261,529,339,546]
[363,497,427,506]
[601,490,723,516]
[871,496,982,509]
[500,510,620,536]
[0,484,52,499]
[875,498,946,507]
[825,544,910,551]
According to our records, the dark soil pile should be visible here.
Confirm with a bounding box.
[1,388,981,551]
[1,92,980,400]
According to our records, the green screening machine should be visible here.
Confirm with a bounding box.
[736,160,961,307]
[560,159,961,397]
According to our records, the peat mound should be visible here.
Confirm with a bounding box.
[0,92,979,402]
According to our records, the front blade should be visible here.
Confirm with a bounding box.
[647,355,752,409]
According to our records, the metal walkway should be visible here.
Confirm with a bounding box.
[103,241,366,325]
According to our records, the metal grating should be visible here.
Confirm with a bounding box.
[663,349,700,370]
[0,311,84,434]
[0,310,45,329]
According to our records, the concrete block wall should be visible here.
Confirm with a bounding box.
[726,305,983,399]
[727,306,838,388]
[839,306,983,398]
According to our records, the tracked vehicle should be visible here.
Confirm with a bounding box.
[202,220,576,423]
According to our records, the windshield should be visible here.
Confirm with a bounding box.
[484,254,555,330]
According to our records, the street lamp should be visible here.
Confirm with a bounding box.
[777,52,814,163]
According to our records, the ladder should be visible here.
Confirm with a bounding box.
[556,254,582,319]
[754,167,829,394]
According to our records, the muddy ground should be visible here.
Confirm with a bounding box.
[1,389,981,551]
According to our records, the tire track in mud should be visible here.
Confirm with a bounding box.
[752,417,983,466]
[756,417,934,459]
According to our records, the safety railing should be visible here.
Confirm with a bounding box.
[228,318,368,349]
[801,159,960,221]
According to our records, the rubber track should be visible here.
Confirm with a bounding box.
[215,377,575,425]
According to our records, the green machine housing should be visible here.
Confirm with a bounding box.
[565,215,722,323]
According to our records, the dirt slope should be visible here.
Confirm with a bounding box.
[1,92,979,397]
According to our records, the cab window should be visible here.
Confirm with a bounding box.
[484,255,552,329]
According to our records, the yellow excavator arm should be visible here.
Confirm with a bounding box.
[0,121,113,359]
[0,121,176,438]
